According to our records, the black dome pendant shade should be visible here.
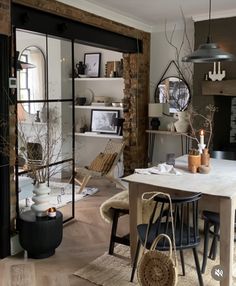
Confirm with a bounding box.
[182,0,236,63]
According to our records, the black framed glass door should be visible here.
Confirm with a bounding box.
[15,28,75,222]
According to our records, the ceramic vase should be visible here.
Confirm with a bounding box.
[31,183,51,217]
[201,148,210,166]
[174,111,189,133]
[188,154,201,173]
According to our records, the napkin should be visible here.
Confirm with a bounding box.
[135,163,182,175]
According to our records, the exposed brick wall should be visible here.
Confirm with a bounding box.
[12,0,150,175]
[0,0,10,35]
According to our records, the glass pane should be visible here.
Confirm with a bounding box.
[48,161,73,221]
[48,36,73,100]
[16,29,47,107]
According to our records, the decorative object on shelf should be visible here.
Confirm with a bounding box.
[173,111,189,133]
[148,103,164,130]
[91,109,120,134]
[34,110,41,122]
[201,148,210,166]
[112,102,121,107]
[76,61,86,76]
[75,97,86,106]
[154,61,191,113]
[79,88,94,105]
[113,117,125,136]
[92,96,111,106]
[105,60,123,78]
[208,62,226,81]
[182,0,236,63]
[188,149,201,173]
[84,53,101,77]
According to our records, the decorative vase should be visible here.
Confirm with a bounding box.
[201,148,210,166]
[31,183,51,217]
[188,154,201,173]
[174,111,189,133]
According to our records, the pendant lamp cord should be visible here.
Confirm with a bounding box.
[207,0,211,43]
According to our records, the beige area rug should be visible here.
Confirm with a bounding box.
[74,243,236,286]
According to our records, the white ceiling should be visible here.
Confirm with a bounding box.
[78,0,236,26]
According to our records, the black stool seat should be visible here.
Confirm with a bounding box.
[108,208,130,255]
[202,210,219,225]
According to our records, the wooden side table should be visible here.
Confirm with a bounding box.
[18,210,63,259]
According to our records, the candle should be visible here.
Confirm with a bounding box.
[200,129,204,145]
[213,62,216,74]
[113,61,116,72]
[218,62,221,73]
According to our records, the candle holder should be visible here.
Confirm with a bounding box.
[198,143,206,154]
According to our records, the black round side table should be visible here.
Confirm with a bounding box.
[18,210,63,259]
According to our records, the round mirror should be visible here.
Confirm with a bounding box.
[155,76,190,113]
[18,46,46,115]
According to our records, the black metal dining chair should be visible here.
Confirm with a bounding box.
[130,192,203,286]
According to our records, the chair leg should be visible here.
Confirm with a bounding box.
[202,220,210,274]
[75,175,91,194]
[209,224,219,260]
[180,250,185,276]
[130,239,141,282]
[192,247,204,286]
[108,210,119,255]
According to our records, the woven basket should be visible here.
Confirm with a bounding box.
[137,234,177,286]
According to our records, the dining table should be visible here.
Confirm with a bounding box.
[122,155,236,286]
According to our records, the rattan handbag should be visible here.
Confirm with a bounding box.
[137,192,178,286]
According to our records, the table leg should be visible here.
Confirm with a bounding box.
[129,182,143,262]
[219,198,235,286]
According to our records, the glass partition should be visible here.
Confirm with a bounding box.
[16,29,75,222]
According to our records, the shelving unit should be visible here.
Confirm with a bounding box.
[74,105,123,110]
[73,77,123,81]
[75,132,122,139]
[202,79,236,96]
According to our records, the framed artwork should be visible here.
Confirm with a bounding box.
[91,109,120,134]
[84,53,101,77]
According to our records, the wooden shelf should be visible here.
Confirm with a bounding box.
[202,79,236,96]
[74,105,123,110]
[146,130,187,136]
[75,132,122,139]
[72,77,123,81]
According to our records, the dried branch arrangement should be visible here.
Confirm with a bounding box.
[0,107,71,185]
[183,104,218,150]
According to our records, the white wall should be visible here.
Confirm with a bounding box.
[150,19,194,163]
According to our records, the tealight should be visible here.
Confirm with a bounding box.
[48,207,57,218]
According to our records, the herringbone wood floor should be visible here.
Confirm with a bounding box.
[0,178,128,286]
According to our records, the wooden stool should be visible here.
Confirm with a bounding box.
[108,208,129,255]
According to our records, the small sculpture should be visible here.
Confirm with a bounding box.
[208,62,226,81]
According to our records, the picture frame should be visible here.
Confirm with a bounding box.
[91,109,120,134]
[84,53,101,77]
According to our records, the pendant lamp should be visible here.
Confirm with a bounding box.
[182,0,235,63]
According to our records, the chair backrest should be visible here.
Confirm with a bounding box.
[103,139,125,175]
[145,192,202,249]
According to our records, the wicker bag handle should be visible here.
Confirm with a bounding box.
[141,191,178,267]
